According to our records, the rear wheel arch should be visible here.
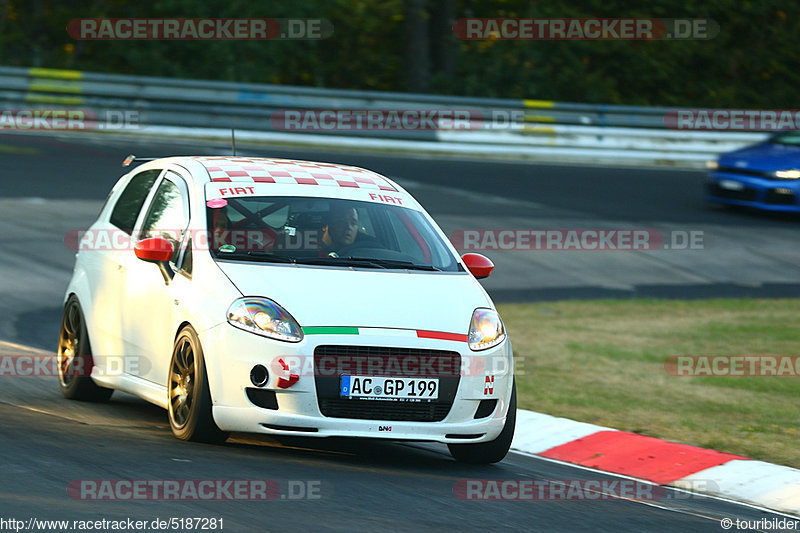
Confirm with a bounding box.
[57,294,114,402]
[63,283,95,342]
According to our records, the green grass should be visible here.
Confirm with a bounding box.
[499,298,800,468]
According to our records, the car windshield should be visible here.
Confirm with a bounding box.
[206,196,461,272]
[770,131,800,145]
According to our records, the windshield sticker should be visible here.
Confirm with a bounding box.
[369,192,404,205]
[219,244,236,253]
[220,186,255,196]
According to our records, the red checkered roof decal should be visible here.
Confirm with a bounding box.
[193,157,397,192]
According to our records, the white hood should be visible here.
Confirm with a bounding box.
[216,262,492,334]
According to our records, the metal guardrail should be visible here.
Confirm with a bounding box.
[0,65,767,163]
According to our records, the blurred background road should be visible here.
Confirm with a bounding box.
[1,131,798,350]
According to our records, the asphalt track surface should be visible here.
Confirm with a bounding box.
[0,131,797,532]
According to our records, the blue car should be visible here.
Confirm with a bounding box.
[706,131,800,212]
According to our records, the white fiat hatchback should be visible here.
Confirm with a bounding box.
[58,156,515,463]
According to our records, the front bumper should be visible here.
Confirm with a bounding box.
[706,171,800,212]
[200,324,514,444]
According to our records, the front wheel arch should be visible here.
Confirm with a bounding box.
[167,325,229,443]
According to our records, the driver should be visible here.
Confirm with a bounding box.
[320,204,359,257]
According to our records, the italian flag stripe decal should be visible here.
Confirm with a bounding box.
[416,330,469,342]
[302,326,360,335]
[301,326,468,342]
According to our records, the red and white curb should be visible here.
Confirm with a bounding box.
[512,409,800,517]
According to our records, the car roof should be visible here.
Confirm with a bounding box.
[165,156,401,193]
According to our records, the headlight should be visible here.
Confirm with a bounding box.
[705,160,719,170]
[773,169,800,179]
[468,308,506,351]
[227,298,303,342]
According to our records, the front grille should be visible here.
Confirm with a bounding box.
[318,399,452,421]
[314,345,461,422]
[717,166,768,178]
[708,183,757,201]
[765,189,797,205]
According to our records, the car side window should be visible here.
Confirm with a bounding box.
[180,237,192,277]
[109,169,161,235]
[384,208,452,268]
[139,176,189,264]
[386,210,426,262]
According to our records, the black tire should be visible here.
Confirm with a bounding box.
[168,326,229,444]
[57,296,114,402]
[448,380,516,464]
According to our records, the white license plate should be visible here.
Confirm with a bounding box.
[719,179,745,191]
[340,376,439,400]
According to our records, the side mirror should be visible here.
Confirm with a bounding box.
[461,253,493,279]
[134,237,176,284]
[134,237,174,263]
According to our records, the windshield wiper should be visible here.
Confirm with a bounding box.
[216,250,296,263]
[293,256,386,269]
[364,258,442,271]
[333,257,442,271]
[217,251,442,271]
